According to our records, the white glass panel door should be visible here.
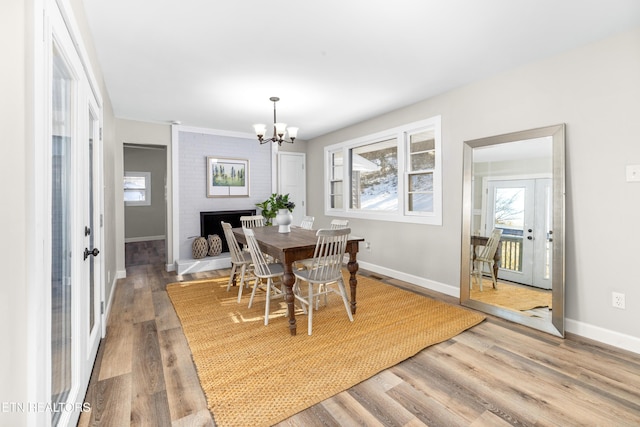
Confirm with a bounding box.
[486,178,552,289]
[532,179,553,289]
[51,43,75,427]
[486,179,535,285]
[46,3,104,425]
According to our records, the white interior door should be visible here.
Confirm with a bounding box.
[278,152,306,226]
[84,97,103,372]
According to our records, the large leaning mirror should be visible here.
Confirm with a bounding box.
[460,124,565,337]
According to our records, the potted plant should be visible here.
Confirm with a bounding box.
[256,193,295,232]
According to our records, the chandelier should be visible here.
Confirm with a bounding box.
[253,97,298,145]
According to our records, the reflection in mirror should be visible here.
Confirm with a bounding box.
[461,124,565,337]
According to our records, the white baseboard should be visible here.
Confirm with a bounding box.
[565,318,640,355]
[124,235,166,243]
[358,260,639,355]
[102,274,119,337]
[357,260,459,297]
[165,263,175,272]
[116,270,126,279]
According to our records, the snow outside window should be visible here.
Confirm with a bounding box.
[350,138,398,212]
[324,116,441,225]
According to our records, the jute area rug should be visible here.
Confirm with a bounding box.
[470,278,552,311]
[167,272,485,427]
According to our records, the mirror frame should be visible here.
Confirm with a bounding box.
[460,124,565,337]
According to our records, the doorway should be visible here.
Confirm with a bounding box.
[485,178,552,289]
[123,144,168,267]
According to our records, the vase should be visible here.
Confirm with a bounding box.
[207,234,222,256]
[275,209,293,233]
[192,237,208,259]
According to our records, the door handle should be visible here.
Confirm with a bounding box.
[84,247,100,260]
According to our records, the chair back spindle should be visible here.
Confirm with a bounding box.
[330,219,349,230]
[240,215,265,229]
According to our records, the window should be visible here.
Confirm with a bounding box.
[350,138,398,211]
[124,171,151,206]
[407,130,435,214]
[329,150,343,209]
[325,116,441,225]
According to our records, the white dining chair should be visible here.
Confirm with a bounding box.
[330,219,349,229]
[221,222,254,303]
[296,218,349,271]
[300,216,315,230]
[472,228,503,291]
[243,227,286,325]
[240,215,265,228]
[293,228,353,335]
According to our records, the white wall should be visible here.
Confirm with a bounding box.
[307,28,640,349]
[0,1,28,423]
[175,129,272,260]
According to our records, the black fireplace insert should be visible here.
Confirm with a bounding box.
[200,209,256,254]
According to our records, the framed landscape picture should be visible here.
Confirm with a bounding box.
[206,156,249,197]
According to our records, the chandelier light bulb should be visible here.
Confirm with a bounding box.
[287,127,298,140]
[275,122,287,136]
[253,124,266,138]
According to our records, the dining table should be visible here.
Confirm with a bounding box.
[233,225,365,336]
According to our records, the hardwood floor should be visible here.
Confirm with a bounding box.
[124,240,167,267]
[78,261,640,426]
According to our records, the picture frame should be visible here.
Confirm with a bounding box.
[206,156,250,197]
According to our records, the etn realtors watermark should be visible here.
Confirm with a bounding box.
[1,401,91,414]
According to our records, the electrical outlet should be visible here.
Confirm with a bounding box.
[626,165,640,182]
[364,242,371,252]
[612,292,625,309]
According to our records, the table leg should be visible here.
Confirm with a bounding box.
[347,251,359,315]
[283,262,297,336]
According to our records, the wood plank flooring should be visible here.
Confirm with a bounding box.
[78,260,640,427]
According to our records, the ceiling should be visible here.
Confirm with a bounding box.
[82,0,640,140]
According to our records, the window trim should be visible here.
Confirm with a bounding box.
[324,116,442,225]
[124,171,151,206]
